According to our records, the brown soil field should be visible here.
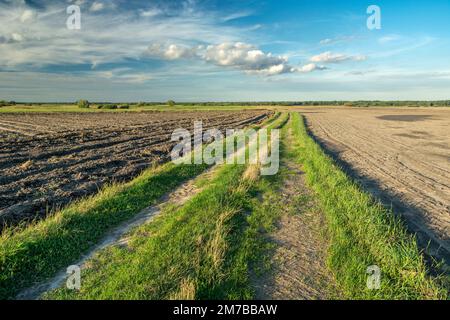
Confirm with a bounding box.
[300,107,450,263]
[0,110,271,230]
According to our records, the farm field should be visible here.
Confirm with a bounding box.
[0,110,270,230]
[300,107,450,263]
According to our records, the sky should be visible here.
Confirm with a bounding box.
[0,0,449,102]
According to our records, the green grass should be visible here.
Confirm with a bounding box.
[46,163,254,299]
[45,113,289,300]
[289,112,447,300]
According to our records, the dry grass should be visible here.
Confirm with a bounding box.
[169,278,197,300]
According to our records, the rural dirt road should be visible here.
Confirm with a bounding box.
[300,107,450,264]
[254,127,339,300]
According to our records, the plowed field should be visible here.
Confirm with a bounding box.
[301,107,450,261]
[0,110,270,229]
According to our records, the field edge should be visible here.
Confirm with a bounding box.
[292,112,447,300]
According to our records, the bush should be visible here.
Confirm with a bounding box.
[118,105,130,109]
[102,104,118,110]
[167,100,176,107]
[77,100,90,109]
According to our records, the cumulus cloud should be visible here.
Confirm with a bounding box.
[147,43,197,60]
[202,42,291,75]
[146,42,326,76]
[310,51,366,64]
[295,63,327,73]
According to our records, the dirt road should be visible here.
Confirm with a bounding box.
[254,126,339,300]
[300,107,450,263]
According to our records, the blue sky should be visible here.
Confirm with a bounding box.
[0,0,449,102]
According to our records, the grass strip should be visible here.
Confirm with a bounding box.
[45,113,289,300]
[0,113,278,299]
[290,112,446,299]
[0,163,208,299]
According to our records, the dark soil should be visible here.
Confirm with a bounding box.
[0,111,271,230]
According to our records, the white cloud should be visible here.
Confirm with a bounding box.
[147,43,198,60]
[140,8,163,17]
[20,9,35,23]
[222,11,252,22]
[10,33,24,42]
[96,69,152,84]
[90,2,105,12]
[319,36,357,46]
[0,1,341,84]
[0,1,240,68]
[69,0,87,6]
[319,38,332,45]
[296,63,327,73]
[146,42,326,76]
[310,51,366,64]
[203,42,288,72]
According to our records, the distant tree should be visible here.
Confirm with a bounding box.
[77,99,90,108]
[167,100,176,107]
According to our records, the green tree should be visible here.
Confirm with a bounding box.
[167,100,176,107]
[77,99,90,109]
